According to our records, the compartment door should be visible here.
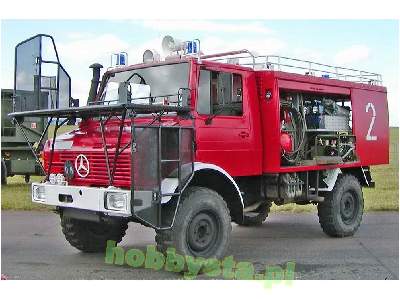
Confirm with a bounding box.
[351,88,389,165]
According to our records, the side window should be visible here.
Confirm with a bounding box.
[197,70,211,114]
[197,70,243,116]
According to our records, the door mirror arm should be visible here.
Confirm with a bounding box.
[205,106,224,125]
[205,115,215,125]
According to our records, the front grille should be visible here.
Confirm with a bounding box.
[45,150,131,188]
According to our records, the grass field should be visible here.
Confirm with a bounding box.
[1,128,398,213]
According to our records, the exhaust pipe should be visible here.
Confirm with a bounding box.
[87,63,103,103]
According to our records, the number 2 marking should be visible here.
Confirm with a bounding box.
[365,102,377,141]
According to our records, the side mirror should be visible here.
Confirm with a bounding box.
[70,98,79,107]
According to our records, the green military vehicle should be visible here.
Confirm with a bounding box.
[1,88,47,184]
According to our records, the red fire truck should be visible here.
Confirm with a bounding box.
[10,34,389,259]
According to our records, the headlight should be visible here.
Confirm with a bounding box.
[49,173,57,184]
[48,173,66,185]
[33,185,46,202]
[105,192,128,211]
[56,174,66,185]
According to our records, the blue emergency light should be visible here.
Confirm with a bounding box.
[112,52,128,67]
[118,53,126,65]
[185,40,200,55]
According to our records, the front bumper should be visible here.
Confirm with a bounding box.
[32,182,139,217]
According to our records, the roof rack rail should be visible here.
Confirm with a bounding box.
[201,50,383,86]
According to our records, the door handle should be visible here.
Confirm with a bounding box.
[238,131,249,138]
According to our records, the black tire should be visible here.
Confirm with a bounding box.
[318,174,364,237]
[238,202,272,226]
[156,186,231,259]
[61,215,128,253]
[1,160,7,185]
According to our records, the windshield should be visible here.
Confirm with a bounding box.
[99,62,189,106]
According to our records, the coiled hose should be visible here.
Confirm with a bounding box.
[282,106,306,164]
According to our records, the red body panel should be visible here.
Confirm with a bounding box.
[43,59,389,187]
[351,88,389,165]
[255,72,281,173]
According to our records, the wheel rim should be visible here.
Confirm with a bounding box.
[340,191,358,225]
[187,211,220,256]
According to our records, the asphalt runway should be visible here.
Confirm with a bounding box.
[1,211,398,280]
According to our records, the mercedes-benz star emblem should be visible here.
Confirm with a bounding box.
[75,154,90,178]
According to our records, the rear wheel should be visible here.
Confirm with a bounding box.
[318,175,364,237]
[61,215,128,253]
[156,186,231,259]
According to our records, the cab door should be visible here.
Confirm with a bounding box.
[194,66,260,176]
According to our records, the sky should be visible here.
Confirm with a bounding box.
[1,19,399,125]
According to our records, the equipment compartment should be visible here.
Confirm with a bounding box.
[278,89,356,167]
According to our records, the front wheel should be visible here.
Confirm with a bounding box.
[61,215,128,253]
[156,186,232,259]
[318,175,364,237]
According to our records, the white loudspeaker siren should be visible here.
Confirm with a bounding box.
[161,35,173,52]
[143,49,161,63]
[162,35,184,53]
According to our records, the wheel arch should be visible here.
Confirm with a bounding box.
[185,163,244,223]
[341,166,373,187]
[318,167,372,192]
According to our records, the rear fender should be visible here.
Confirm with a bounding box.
[341,166,374,187]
